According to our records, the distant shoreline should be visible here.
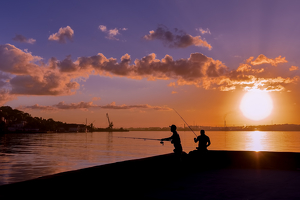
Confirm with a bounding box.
[3,124,300,134]
[128,124,300,132]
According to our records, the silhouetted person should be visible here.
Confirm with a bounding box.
[161,125,182,156]
[194,130,211,152]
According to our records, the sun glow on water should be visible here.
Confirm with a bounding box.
[246,131,267,151]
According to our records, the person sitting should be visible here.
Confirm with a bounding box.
[194,129,211,152]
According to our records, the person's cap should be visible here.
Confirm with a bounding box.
[169,124,176,129]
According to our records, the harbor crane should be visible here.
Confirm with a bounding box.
[106,113,114,129]
[90,120,95,128]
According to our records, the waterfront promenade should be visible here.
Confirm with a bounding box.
[0,151,300,199]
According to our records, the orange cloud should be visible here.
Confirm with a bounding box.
[168,82,176,87]
[236,64,264,73]
[289,66,299,71]
[220,76,298,92]
[19,101,172,111]
[99,25,127,40]
[62,52,227,86]
[196,28,211,35]
[19,104,57,111]
[100,102,171,110]
[0,44,298,106]
[250,54,287,66]
[48,26,74,43]
[0,89,16,105]
[218,54,298,92]
[92,97,101,101]
[0,44,79,96]
[143,25,212,49]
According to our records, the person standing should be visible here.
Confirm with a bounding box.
[161,124,183,155]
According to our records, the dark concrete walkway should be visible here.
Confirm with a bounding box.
[1,151,300,199]
[143,168,300,200]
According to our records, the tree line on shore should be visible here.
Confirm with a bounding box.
[0,106,89,133]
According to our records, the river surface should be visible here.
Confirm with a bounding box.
[1,130,300,185]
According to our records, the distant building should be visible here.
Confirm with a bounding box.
[68,126,78,132]
[7,121,27,132]
[13,121,26,128]
[78,125,87,132]
[58,127,66,132]
[24,128,40,132]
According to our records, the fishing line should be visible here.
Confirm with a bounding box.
[117,136,161,140]
[117,136,164,145]
[173,108,198,137]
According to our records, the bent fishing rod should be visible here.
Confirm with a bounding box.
[172,108,198,137]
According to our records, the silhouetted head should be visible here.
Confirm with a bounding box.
[169,124,177,132]
[200,130,205,135]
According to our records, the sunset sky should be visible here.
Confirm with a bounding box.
[1,0,300,128]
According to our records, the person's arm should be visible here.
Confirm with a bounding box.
[161,136,172,141]
[194,136,199,143]
[207,137,211,147]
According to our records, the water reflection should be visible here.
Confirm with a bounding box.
[1,131,300,185]
[106,132,113,153]
[245,131,267,151]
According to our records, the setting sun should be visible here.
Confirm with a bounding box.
[240,91,273,121]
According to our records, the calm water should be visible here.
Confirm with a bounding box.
[1,130,300,185]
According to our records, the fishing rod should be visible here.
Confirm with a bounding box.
[117,136,164,145]
[173,108,198,137]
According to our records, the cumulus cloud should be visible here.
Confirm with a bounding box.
[0,44,298,106]
[220,76,298,92]
[0,89,16,106]
[58,51,296,91]
[100,102,171,110]
[0,44,43,75]
[92,97,101,101]
[218,55,298,92]
[143,25,212,49]
[249,54,287,66]
[168,82,176,87]
[99,25,107,32]
[19,101,172,111]
[65,52,228,88]
[12,34,36,44]
[48,26,74,43]
[0,44,79,96]
[196,28,211,35]
[98,25,127,40]
[20,104,57,111]
[236,64,264,73]
[290,66,299,71]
